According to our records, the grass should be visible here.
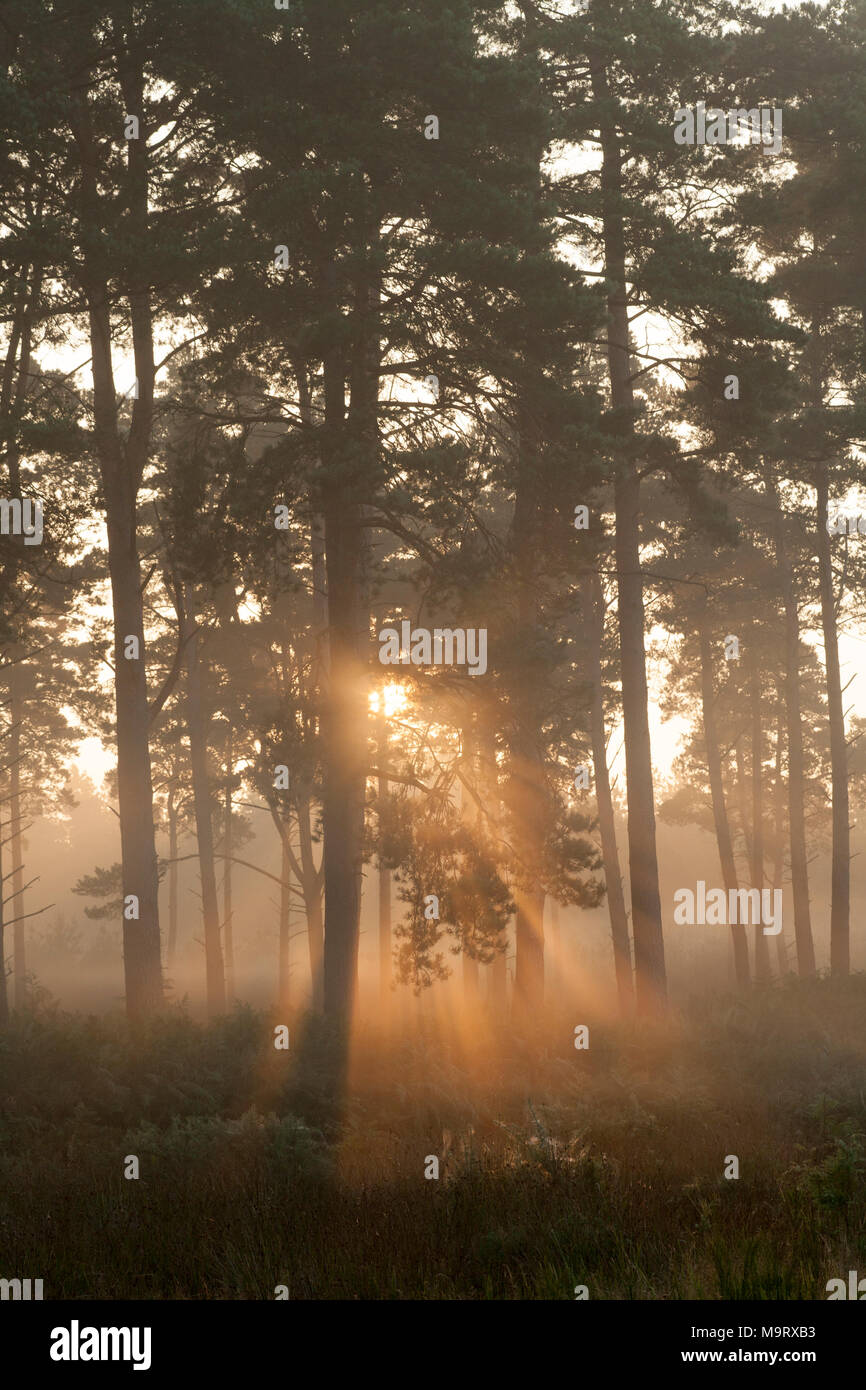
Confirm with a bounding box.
[1,975,866,1298]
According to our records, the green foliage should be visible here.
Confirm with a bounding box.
[126,1108,331,1183]
[72,863,123,920]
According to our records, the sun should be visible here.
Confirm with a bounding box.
[369,681,409,719]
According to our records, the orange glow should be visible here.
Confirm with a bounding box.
[369,681,410,719]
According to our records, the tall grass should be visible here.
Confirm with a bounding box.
[1,977,864,1298]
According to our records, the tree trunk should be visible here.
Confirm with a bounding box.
[593,60,666,1014]
[72,86,162,1018]
[489,943,508,1014]
[816,465,849,975]
[167,792,178,966]
[223,729,235,1004]
[376,712,391,1008]
[320,490,366,1023]
[513,889,545,1027]
[294,359,328,1015]
[1,249,40,494]
[108,518,164,1017]
[296,799,324,1011]
[545,896,560,1002]
[10,672,26,1009]
[0,816,7,1027]
[460,715,482,1008]
[309,511,330,1009]
[585,573,633,1012]
[320,236,373,1024]
[699,615,750,986]
[767,472,815,976]
[378,851,391,1008]
[2,260,36,1016]
[182,585,225,1017]
[734,736,752,869]
[480,728,508,1015]
[2,250,38,1009]
[306,873,325,1009]
[311,512,329,676]
[771,698,790,975]
[278,830,291,1015]
[546,898,560,952]
[509,524,547,1025]
[749,647,771,982]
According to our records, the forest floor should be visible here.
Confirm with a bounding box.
[1,974,865,1299]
